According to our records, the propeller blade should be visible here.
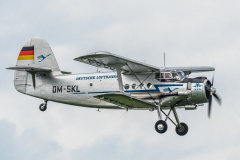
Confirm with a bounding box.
[212,76,214,86]
[213,93,222,106]
[212,64,216,86]
[208,95,212,119]
[212,70,215,87]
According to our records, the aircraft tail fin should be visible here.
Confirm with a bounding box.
[16,37,61,72]
[10,37,62,93]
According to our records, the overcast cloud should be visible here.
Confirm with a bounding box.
[1,0,240,159]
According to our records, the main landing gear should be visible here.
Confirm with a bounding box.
[155,103,188,136]
[39,100,48,111]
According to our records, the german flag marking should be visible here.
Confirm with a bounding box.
[17,46,34,60]
[17,55,34,60]
[21,46,34,51]
[19,51,34,56]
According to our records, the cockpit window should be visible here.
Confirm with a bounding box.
[181,72,186,78]
[155,71,185,82]
[177,72,184,79]
[172,73,177,79]
[160,73,164,78]
[165,73,171,78]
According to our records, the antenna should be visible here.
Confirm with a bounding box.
[164,52,166,69]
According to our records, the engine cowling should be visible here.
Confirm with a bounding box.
[188,79,210,104]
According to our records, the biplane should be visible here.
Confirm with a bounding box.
[7,37,221,136]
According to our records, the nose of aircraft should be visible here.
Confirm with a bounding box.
[205,76,222,118]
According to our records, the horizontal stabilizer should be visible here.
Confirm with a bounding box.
[7,67,72,75]
[6,66,53,89]
[94,92,156,109]
[6,66,52,72]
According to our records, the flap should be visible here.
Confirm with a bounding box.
[74,52,160,73]
[6,66,52,72]
[94,92,156,109]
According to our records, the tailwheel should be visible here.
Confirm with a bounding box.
[155,120,168,133]
[175,122,188,136]
[39,103,47,111]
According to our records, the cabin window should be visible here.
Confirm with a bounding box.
[147,83,152,89]
[139,83,144,89]
[90,83,93,86]
[132,84,136,89]
[124,84,130,90]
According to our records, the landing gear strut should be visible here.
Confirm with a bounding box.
[39,100,48,111]
[155,105,188,136]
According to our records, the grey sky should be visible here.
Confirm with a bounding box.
[1,0,240,159]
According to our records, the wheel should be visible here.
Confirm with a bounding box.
[39,103,47,111]
[175,122,188,136]
[155,120,168,133]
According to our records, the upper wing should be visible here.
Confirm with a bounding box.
[74,52,214,74]
[74,51,160,73]
[165,66,215,72]
[94,92,156,109]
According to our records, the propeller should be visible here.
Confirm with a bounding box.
[207,70,222,118]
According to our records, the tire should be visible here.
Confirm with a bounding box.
[155,120,168,134]
[39,103,47,111]
[175,122,188,136]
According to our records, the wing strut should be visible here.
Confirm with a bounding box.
[115,64,125,92]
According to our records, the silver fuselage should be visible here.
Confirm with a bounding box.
[14,71,209,110]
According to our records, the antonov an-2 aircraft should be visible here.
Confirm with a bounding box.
[7,37,222,136]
